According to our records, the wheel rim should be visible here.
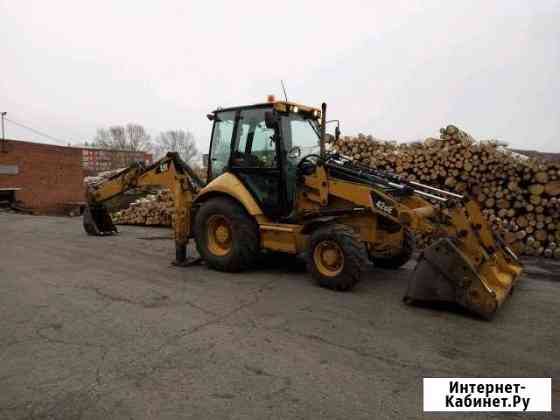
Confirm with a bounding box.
[207,215,232,256]
[313,240,344,277]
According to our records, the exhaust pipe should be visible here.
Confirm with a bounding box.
[83,204,118,236]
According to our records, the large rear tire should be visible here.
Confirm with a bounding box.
[369,229,415,269]
[194,197,259,272]
[307,224,367,291]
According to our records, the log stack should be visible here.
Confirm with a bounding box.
[84,168,127,187]
[329,125,560,259]
[105,165,206,227]
[112,189,175,226]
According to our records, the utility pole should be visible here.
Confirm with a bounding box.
[1,112,6,152]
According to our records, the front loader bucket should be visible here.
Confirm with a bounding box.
[405,238,523,319]
[83,204,118,236]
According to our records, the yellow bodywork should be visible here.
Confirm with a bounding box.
[85,145,522,319]
[192,160,522,318]
[85,155,197,252]
[296,164,522,317]
[195,173,262,217]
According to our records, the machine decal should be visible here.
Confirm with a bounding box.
[375,199,395,215]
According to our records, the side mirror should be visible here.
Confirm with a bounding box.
[265,110,279,129]
[326,119,341,142]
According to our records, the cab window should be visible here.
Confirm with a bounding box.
[232,109,277,168]
[208,111,235,180]
[281,114,321,165]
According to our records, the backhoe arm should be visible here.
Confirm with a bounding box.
[83,152,205,264]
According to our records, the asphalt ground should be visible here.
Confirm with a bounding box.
[1,213,559,419]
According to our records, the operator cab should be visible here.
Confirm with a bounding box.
[207,99,322,219]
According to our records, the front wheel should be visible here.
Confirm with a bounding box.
[307,224,368,291]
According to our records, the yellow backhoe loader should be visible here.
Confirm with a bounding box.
[83,99,523,318]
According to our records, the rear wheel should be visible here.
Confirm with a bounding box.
[307,224,368,291]
[369,229,415,269]
[194,197,259,272]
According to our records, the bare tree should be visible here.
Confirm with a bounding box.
[92,123,152,152]
[154,130,198,165]
[87,123,153,170]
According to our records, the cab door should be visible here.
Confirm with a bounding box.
[208,110,235,182]
[229,107,289,219]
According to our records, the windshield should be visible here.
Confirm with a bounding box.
[281,114,321,163]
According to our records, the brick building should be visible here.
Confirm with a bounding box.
[0,139,85,212]
[0,139,153,213]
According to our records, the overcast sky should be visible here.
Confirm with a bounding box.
[1,0,559,152]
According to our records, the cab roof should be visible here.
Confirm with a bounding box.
[212,100,321,115]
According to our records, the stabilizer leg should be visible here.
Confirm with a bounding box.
[172,241,202,267]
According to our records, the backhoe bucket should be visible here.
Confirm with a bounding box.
[83,204,118,236]
[405,238,523,319]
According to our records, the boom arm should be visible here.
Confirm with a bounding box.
[84,153,205,264]
[301,153,523,318]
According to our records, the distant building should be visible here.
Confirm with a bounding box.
[0,139,85,213]
[80,147,152,174]
[0,138,153,213]
[511,149,560,162]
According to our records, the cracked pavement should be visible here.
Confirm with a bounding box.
[1,213,559,419]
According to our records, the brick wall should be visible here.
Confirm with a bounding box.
[0,139,85,212]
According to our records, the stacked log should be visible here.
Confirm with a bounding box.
[84,168,127,187]
[329,125,560,259]
[112,189,175,226]
[103,165,206,227]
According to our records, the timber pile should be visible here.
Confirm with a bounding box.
[329,126,560,259]
[112,189,174,226]
[91,165,205,226]
[84,168,127,187]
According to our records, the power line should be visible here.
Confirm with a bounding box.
[4,117,69,145]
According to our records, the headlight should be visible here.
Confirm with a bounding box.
[292,106,299,113]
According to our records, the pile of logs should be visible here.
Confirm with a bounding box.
[84,168,127,187]
[112,189,175,226]
[329,126,560,258]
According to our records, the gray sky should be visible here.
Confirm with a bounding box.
[1,0,559,152]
